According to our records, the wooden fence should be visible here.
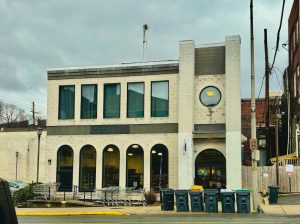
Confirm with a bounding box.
[242,166,300,193]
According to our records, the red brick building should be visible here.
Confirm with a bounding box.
[241,98,280,166]
[287,0,300,155]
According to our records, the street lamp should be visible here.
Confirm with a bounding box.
[48,159,52,184]
[15,151,19,181]
[36,127,43,183]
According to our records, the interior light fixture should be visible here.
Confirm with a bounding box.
[158,152,162,156]
[152,150,156,154]
[107,148,114,152]
[131,144,139,149]
[128,153,133,156]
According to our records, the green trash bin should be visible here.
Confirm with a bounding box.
[161,189,174,211]
[175,190,189,212]
[220,189,235,213]
[236,189,250,213]
[204,189,218,213]
[268,186,280,204]
[189,191,204,212]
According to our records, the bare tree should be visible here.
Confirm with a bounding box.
[0,100,3,123]
[2,103,26,125]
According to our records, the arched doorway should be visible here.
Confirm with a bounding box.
[195,149,226,189]
[102,145,120,187]
[79,145,96,191]
[126,144,144,189]
[150,144,168,191]
[56,145,73,192]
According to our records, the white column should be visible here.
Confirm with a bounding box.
[225,35,242,189]
[177,40,195,189]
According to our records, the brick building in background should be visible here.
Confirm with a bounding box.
[287,0,300,156]
[241,94,287,166]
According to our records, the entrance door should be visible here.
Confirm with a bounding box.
[194,149,226,189]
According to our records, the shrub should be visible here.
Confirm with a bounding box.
[144,190,157,204]
[13,184,34,205]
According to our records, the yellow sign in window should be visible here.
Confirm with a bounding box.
[207,91,215,97]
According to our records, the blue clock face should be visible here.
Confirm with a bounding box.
[199,86,221,107]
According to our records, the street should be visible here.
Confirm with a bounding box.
[18,214,300,224]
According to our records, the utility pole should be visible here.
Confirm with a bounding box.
[275,113,280,186]
[250,0,259,211]
[32,102,35,126]
[264,28,270,160]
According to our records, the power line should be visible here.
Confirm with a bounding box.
[269,0,286,73]
[257,75,265,98]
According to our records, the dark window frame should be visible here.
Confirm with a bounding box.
[80,84,98,119]
[103,83,121,119]
[127,82,145,118]
[151,80,169,117]
[199,85,222,108]
[58,85,75,120]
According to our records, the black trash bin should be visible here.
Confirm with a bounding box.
[204,189,218,213]
[189,191,204,212]
[236,189,250,213]
[160,188,174,211]
[0,178,18,224]
[268,186,280,204]
[175,190,189,212]
[220,189,235,213]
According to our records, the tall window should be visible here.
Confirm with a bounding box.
[56,145,73,192]
[79,145,96,191]
[127,82,144,118]
[126,144,144,189]
[151,81,169,117]
[103,83,120,118]
[102,145,120,187]
[81,84,97,119]
[59,85,75,119]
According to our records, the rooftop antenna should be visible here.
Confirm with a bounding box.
[142,24,149,62]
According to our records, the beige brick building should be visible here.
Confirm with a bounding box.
[0,35,242,191]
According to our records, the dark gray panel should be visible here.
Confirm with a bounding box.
[47,126,90,135]
[48,63,179,80]
[194,123,226,134]
[47,123,178,135]
[195,46,225,75]
[91,125,129,134]
[129,123,178,134]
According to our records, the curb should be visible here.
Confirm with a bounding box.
[16,211,129,216]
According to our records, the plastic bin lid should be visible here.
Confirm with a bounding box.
[236,189,250,192]
[268,185,280,188]
[220,189,234,192]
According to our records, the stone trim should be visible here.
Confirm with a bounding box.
[47,123,178,135]
[48,63,179,80]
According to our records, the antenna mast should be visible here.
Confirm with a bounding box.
[142,24,149,62]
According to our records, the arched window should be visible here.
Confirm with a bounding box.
[195,149,226,189]
[102,145,120,187]
[150,144,168,192]
[126,144,144,189]
[79,145,96,191]
[56,145,74,192]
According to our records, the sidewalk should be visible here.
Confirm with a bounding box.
[259,204,300,215]
[16,205,171,216]
[259,194,300,215]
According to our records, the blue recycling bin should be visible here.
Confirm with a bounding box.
[236,189,250,213]
[220,189,235,213]
[204,189,218,213]
[160,188,174,211]
[268,186,280,204]
[189,191,204,212]
[175,190,189,212]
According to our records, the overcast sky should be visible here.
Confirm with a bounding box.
[0,0,293,117]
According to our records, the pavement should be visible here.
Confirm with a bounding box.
[15,194,300,217]
[258,193,300,215]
